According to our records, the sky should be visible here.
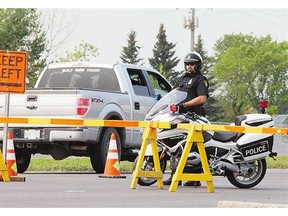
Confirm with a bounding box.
[1,1,288,72]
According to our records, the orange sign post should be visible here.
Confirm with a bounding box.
[0,51,27,93]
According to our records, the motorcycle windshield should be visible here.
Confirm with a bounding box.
[145,88,187,120]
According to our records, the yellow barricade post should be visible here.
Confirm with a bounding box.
[0,149,10,182]
[169,124,214,192]
[130,121,165,189]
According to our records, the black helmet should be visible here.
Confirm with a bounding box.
[184,52,203,71]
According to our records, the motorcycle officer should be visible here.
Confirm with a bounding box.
[163,51,209,187]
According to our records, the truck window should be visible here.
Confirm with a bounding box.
[148,71,172,98]
[97,68,121,92]
[127,68,150,97]
[37,67,120,92]
[72,74,93,88]
[48,73,68,87]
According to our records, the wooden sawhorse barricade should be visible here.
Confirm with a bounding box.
[130,121,169,189]
[169,124,214,192]
[130,122,214,192]
[0,149,10,182]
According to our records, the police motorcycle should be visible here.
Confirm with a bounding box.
[133,88,277,188]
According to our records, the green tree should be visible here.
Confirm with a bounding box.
[149,23,180,82]
[120,30,143,64]
[55,40,99,62]
[194,35,223,121]
[40,9,81,63]
[212,33,288,121]
[0,8,47,87]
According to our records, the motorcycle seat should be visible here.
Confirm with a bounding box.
[212,131,238,142]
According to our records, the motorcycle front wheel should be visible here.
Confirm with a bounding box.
[132,155,167,186]
[226,158,267,188]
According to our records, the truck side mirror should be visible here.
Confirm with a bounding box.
[155,94,162,100]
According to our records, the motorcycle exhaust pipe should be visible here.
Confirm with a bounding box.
[218,161,239,173]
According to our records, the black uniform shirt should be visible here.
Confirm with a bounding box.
[173,72,209,115]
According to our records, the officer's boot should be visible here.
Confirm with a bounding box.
[183,167,202,187]
[163,170,182,186]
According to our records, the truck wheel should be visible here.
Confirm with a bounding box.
[15,149,31,173]
[89,128,121,173]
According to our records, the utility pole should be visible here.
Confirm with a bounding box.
[183,8,198,52]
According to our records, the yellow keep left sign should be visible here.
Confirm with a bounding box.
[0,51,27,93]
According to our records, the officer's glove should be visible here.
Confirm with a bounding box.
[176,103,187,114]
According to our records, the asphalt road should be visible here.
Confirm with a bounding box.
[0,169,287,208]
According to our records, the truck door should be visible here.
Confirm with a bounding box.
[126,68,172,147]
[127,68,155,121]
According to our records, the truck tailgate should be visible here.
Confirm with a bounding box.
[0,88,131,128]
[1,89,79,117]
[0,89,84,130]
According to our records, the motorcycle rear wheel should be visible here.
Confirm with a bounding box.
[132,155,167,186]
[226,158,267,188]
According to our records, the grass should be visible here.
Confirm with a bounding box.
[27,155,288,172]
[266,155,288,169]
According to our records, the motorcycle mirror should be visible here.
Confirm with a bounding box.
[259,99,268,114]
[259,99,268,108]
[170,105,178,112]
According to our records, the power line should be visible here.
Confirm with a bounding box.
[232,9,287,29]
[255,9,288,20]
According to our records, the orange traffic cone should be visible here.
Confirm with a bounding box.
[99,132,126,179]
[0,131,25,182]
[6,131,18,177]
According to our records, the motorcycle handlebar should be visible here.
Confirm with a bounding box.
[185,112,209,124]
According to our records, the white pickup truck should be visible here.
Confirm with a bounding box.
[0,62,172,173]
